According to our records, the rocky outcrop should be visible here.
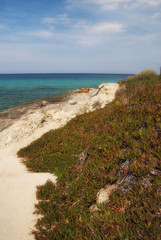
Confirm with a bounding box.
[0,91,76,132]
[0,83,118,150]
[89,159,137,213]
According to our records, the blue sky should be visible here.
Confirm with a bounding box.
[0,0,161,74]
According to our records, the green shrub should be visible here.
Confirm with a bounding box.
[127,69,157,82]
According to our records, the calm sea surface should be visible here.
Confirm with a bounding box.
[0,73,130,112]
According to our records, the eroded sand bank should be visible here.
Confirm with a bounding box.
[0,83,118,240]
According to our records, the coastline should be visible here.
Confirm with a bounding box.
[0,90,77,132]
[0,83,119,240]
[0,73,129,113]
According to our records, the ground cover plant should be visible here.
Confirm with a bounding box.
[18,70,161,240]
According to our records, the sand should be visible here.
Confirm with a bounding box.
[0,83,119,240]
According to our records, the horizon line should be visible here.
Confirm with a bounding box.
[0,72,133,75]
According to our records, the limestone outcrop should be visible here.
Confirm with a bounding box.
[0,83,118,150]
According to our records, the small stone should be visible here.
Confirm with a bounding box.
[118,174,136,192]
[76,149,88,168]
[150,170,158,176]
[39,100,48,107]
[68,100,77,105]
[89,204,100,213]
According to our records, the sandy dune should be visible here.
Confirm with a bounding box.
[0,83,118,240]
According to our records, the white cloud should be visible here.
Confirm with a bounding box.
[87,0,130,10]
[73,21,124,35]
[27,30,53,39]
[41,16,125,46]
[72,20,88,29]
[42,14,70,25]
[88,22,124,34]
[75,21,125,46]
[142,0,161,6]
[123,0,161,9]
[66,0,123,10]
[42,17,56,24]
[67,0,161,10]
[66,0,130,10]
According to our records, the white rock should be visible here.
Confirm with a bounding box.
[96,184,117,204]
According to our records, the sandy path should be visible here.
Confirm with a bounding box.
[0,131,57,240]
[0,83,119,240]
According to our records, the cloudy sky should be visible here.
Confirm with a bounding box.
[0,0,161,73]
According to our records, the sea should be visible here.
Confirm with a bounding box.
[0,73,130,112]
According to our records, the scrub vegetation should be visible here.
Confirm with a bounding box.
[18,70,161,240]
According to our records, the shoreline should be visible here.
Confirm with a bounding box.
[0,89,78,132]
[0,83,119,240]
[0,72,129,114]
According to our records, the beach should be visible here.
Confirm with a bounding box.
[0,83,118,240]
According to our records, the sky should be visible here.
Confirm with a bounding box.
[0,0,161,74]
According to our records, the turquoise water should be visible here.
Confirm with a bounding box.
[0,73,129,112]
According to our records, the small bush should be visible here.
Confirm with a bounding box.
[115,85,128,105]
[127,69,157,82]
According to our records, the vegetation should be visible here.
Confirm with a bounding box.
[18,70,161,240]
[127,69,157,82]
